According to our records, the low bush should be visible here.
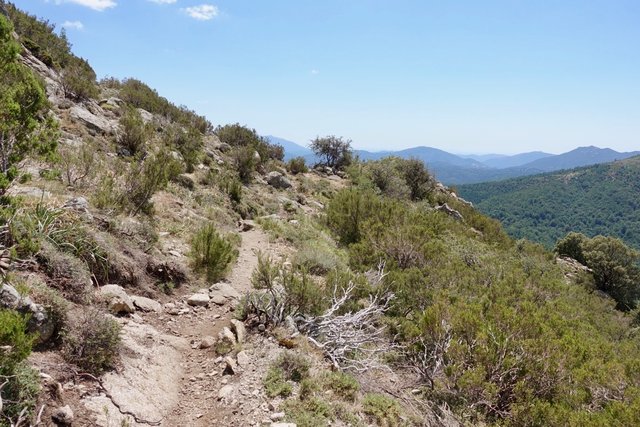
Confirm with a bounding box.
[264,367,293,398]
[59,140,98,188]
[163,125,203,173]
[124,150,183,215]
[275,351,311,382]
[232,146,258,184]
[321,371,360,401]
[248,253,327,323]
[61,56,99,100]
[362,393,404,426]
[118,107,151,156]
[263,351,311,399]
[293,241,344,275]
[0,309,39,423]
[287,157,308,175]
[38,241,93,304]
[282,397,334,427]
[218,174,243,204]
[190,223,238,282]
[62,308,121,374]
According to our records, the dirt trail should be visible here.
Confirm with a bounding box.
[82,227,284,426]
[162,227,272,426]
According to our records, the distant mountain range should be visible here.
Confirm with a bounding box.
[268,136,640,185]
[457,156,640,250]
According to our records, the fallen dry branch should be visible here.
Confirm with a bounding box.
[300,279,397,372]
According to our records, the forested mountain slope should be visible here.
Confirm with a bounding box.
[458,156,640,249]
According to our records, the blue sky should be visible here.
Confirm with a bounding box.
[13,0,640,154]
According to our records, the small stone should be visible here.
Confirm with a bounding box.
[51,405,74,425]
[218,326,237,348]
[236,350,250,368]
[132,295,162,313]
[97,284,135,314]
[230,319,246,344]
[187,293,210,307]
[199,336,216,349]
[257,324,266,332]
[210,294,227,306]
[224,356,237,375]
[218,385,234,399]
[270,412,286,421]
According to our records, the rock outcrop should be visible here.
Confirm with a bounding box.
[266,171,292,189]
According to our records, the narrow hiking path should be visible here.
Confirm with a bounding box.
[162,226,280,426]
[80,226,290,426]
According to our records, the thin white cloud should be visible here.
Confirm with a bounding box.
[148,0,177,4]
[49,0,117,11]
[311,69,320,75]
[183,4,218,21]
[62,20,84,30]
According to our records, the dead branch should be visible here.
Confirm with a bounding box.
[299,280,398,372]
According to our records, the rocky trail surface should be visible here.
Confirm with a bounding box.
[78,227,291,427]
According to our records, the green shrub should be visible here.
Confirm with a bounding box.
[362,393,404,426]
[293,242,344,275]
[59,140,98,188]
[0,309,39,422]
[164,125,203,173]
[0,310,35,371]
[218,174,243,204]
[118,107,151,156]
[61,56,99,100]
[287,157,308,175]
[325,188,384,245]
[0,14,58,195]
[27,281,69,343]
[555,231,587,264]
[124,150,183,215]
[264,367,293,398]
[282,397,334,427]
[275,351,311,382]
[321,371,360,401]
[281,267,326,317]
[299,377,320,400]
[118,78,211,133]
[232,145,258,184]
[38,241,93,304]
[62,308,121,374]
[190,223,238,282]
[249,253,327,321]
[91,174,121,212]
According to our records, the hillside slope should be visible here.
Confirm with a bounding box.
[3,6,640,427]
[458,156,640,249]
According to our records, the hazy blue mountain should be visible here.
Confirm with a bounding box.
[268,137,639,186]
[355,146,487,168]
[519,146,640,172]
[265,136,312,160]
[458,153,507,162]
[483,151,553,169]
[433,146,640,185]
